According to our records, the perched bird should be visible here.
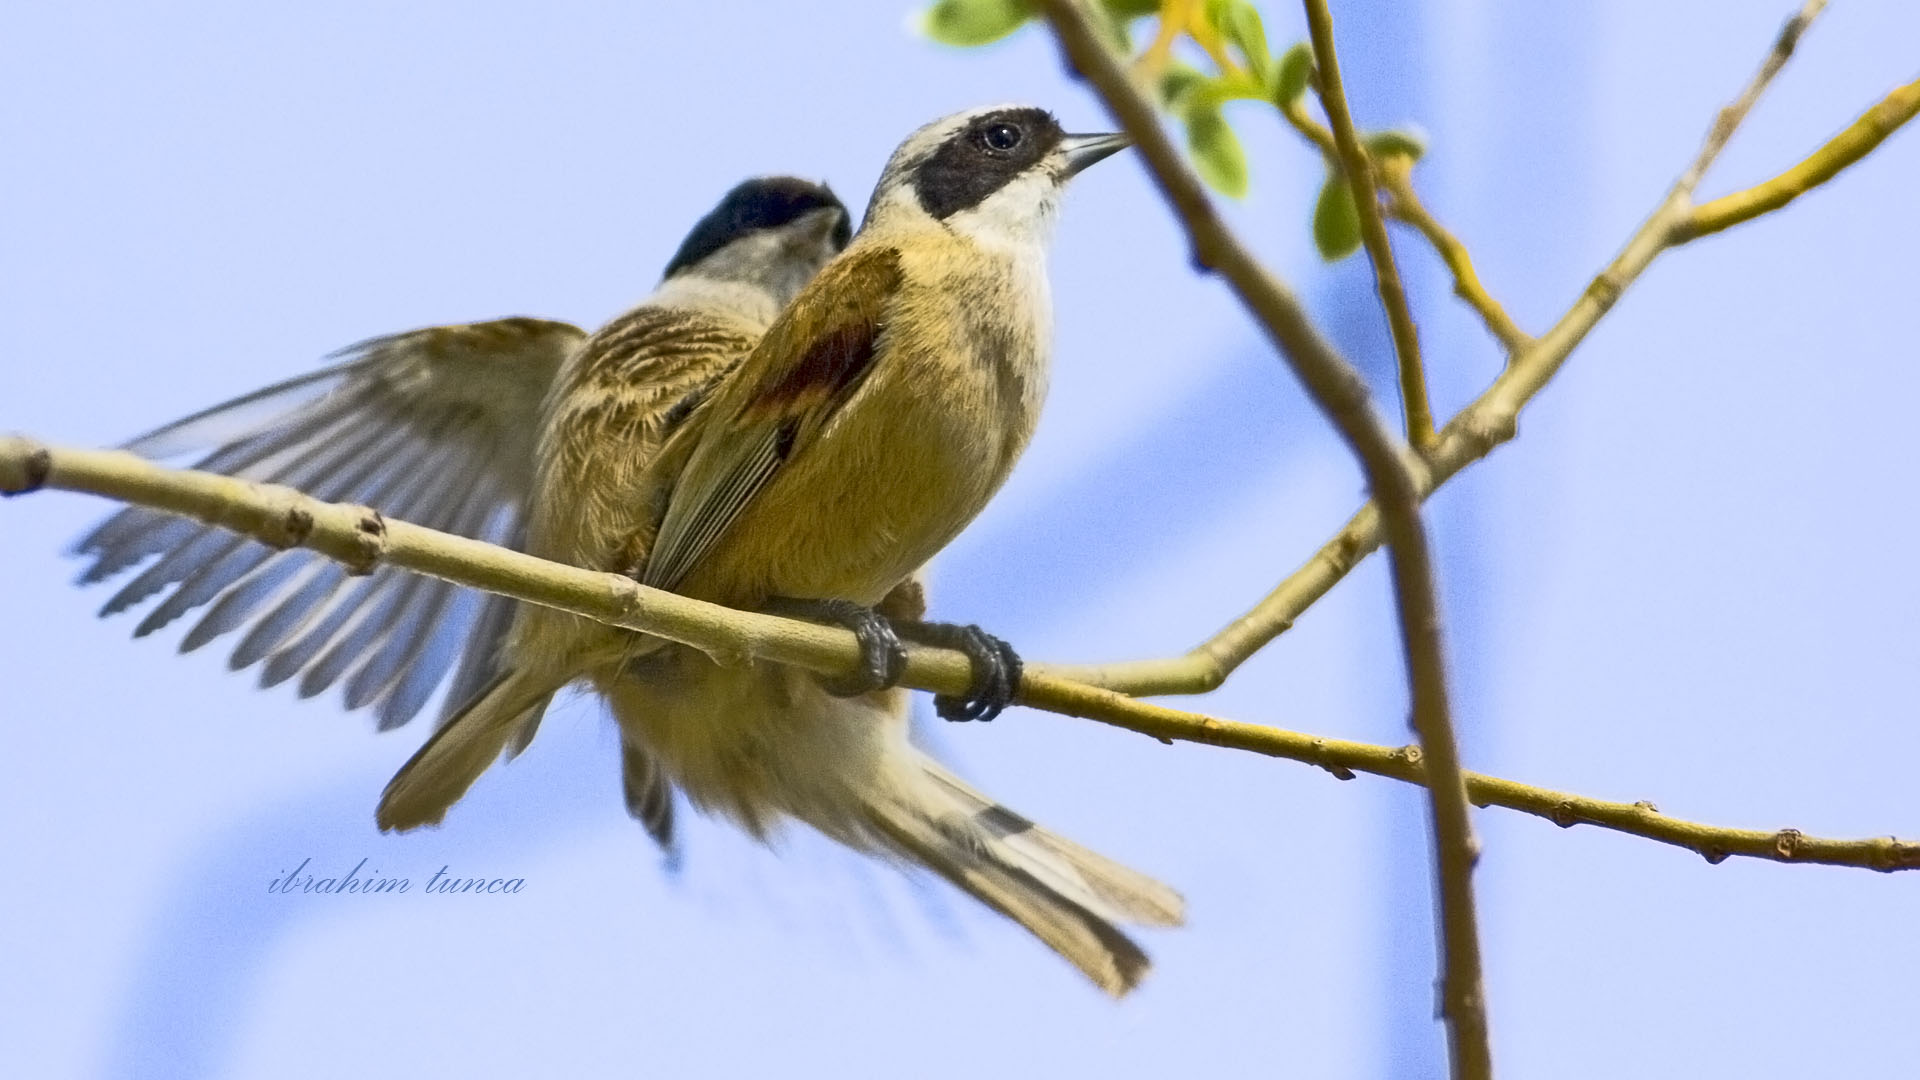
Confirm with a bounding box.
[69,175,853,800]
[380,105,1185,995]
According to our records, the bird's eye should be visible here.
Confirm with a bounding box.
[982,123,1023,152]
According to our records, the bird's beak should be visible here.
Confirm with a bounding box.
[1057,132,1132,179]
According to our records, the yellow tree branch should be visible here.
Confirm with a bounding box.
[1278,98,1339,158]
[1678,74,1920,241]
[1024,672,1920,873]
[1273,97,1530,358]
[1301,0,1436,451]
[8,436,1916,877]
[1674,0,1827,195]
[1057,0,1896,702]
[1272,82,1530,362]
[1037,1,1487,1073]
[1378,158,1535,356]
[1137,3,1526,367]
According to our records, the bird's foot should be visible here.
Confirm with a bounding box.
[764,597,907,696]
[895,620,1023,722]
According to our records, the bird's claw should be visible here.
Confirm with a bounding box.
[899,621,1022,722]
[765,597,907,696]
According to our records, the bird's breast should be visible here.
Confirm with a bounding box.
[712,248,1052,605]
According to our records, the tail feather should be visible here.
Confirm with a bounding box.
[620,741,677,851]
[376,668,557,831]
[863,759,1184,997]
[923,764,1186,928]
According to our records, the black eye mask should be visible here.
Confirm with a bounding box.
[911,107,1064,221]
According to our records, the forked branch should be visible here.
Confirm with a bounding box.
[1038,1,1488,1073]
[1301,0,1434,449]
[8,436,1915,878]
[1056,0,1906,703]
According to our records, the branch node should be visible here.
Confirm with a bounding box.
[1873,838,1920,873]
[278,506,315,550]
[1771,828,1805,859]
[17,447,50,495]
[1584,271,1625,315]
[1328,531,1365,574]
[1633,799,1661,814]
[702,623,756,670]
[345,509,387,574]
[0,436,52,496]
[1311,738,1356,780]
[1462,407,1519,456]
[1774,3,1818,56]
[1701,845,1731,866]
[1551,800,1579,829]
[1190,649,1232,691]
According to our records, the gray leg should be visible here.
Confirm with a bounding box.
[894,620,1023,722]
[763,597,908,696]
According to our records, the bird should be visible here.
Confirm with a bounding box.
[69,176,855,834]
[378,105,1185,995]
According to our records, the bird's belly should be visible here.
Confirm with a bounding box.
[600,650,904,838]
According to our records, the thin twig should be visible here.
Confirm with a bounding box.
[1378,158,1534,356]
[1301,0,1436,451]
[1275,98,1530,359]
[7,436,1917,875]
[1060,0,1878,701]
[1021,671,1920,873]
[1278,99,1340,158]
[1038,1,1487,1073]
[1679,75,1920,241]
[1675,0,1829,197]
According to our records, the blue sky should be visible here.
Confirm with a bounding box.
[3,2,1918,1077]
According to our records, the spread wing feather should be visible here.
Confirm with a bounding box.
[70,317,585,728]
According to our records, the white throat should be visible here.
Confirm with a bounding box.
[648,274,781,330]
[940,169,1061,255]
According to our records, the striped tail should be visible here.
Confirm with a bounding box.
[862,756,1184,996]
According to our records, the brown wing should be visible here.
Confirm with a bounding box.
[640,247,903,592]
[523,305,760,574]
[476,304,763,762]
[70,317,584,730]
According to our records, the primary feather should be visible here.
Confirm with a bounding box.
[73,318,585,728]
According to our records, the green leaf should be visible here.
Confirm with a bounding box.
[1312,173,1362,260]
[1157,63,1208,109]
[1220,1,1272,82]
[1271,41,1314,105]
[1184,100,1249,199]
[1363,127,1429,163]
[920,0,1031,47]
[1201,0,1231,31]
